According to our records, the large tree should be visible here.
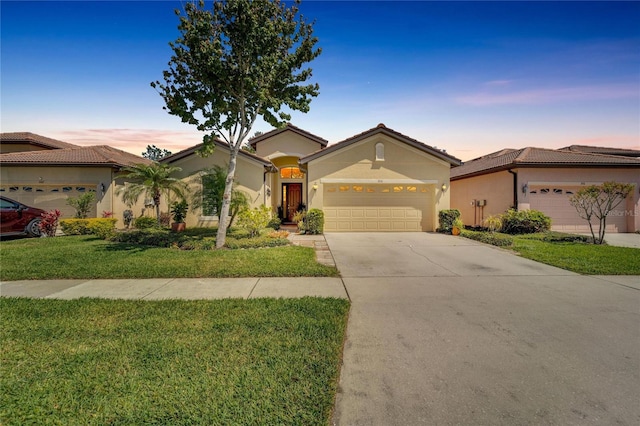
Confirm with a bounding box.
[569,181,633,244]
[142,145,172,161]
[117,163,189,224]
[151,0,320,248]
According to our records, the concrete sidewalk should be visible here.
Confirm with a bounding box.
[0,277,348,300]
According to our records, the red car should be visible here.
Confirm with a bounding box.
[0,196,46,237]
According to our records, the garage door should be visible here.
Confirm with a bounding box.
[529,186,627,233]
[323,184,433,232]
[0,185,98,219]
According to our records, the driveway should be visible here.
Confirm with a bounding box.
[327,233,639,426]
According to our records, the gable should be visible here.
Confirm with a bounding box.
[254,130,325,159]
[306,133,452,183]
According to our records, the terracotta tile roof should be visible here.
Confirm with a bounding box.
[451,147,640,180]
[0,132,80,150]
[300,123,461,166]
[0,145,151,168]
[161,138,273,167]
[249,123,329,148]
[559,145,640,157]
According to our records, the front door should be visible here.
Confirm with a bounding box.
[283,183,302,222]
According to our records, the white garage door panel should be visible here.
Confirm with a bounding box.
[323,184,433,232]
[1,186,98,219]
[530,186,627,233]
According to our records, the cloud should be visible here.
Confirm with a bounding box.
[53,128,203,155]
[455,83,638,106]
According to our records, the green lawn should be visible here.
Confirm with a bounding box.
[0,235,339,280]
[1,297,350,425]
[510,236,640,275]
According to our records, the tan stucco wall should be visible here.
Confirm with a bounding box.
[254,131,323,159]
[164,147,267,227]
[306,134,452,231]
[450,171,514,227]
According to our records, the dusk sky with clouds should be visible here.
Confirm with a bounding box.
[2,1,638,161]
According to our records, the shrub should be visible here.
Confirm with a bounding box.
[460,229,514,247]
[501,209,551,234]
[39,209,61,237]
[86,218,118,239]
[170,200,189,223]
[305,209,324,235]
[267,217,281,230]
[134,216,159,230]
[438,209,460,233]
[110,229,186,247]
[60,218,118,238]
[123,210,134,228]
[66,192,95,219]
[237,205,272,238]
[267,230,289,239]
[484,215,503,233]
[292,210,306,233]
[224,235,290,249]
[60,219,91,235]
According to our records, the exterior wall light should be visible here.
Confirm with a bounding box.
[522,184,528,194]
[312,183,319,190]
[100,183,106,195]
[441,183,447,192]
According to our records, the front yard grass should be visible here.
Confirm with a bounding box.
[1,297,350,425]
[0,235,339,281]
[460,230,639,275]
[510,235,640,275]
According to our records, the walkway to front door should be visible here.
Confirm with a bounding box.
[282,183,302,222]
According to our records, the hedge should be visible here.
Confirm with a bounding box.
[459,229,514,247]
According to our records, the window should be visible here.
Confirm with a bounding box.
[366,187,376,193]
[406,186,417,193]
[352,185,363,192]
[375,142,385,161]
[553,188,563,194]
[393,186,404,192]
[540,188,550,194]
[339,185,350,192]
[201,175,218,216]
[280,167,305,179]
[327,187,336,193]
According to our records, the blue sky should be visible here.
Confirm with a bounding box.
[2,1,638,160]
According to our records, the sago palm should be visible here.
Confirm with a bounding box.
[117,162,189,224]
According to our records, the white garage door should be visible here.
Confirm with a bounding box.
[323,184,433,232]
[529,186,627,233]
[0,185,98,219]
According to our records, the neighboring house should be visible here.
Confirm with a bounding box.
[0,133,151,220]
[450,147,640,233]
[0,132,79,153]
[167,123,461,232]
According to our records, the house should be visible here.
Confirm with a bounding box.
[450,147,640,233]
[0,133,151,220]
[166,123,461,232]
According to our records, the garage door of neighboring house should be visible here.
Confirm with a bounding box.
[323,183,433,232]
[529,185,627,233]
[0,185,98,219]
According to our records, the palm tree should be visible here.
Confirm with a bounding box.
[117,162,189,224]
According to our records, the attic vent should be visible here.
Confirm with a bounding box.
[375,142,385,161]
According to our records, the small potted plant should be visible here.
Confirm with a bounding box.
[170,200,188,232]
[451,218,464,236]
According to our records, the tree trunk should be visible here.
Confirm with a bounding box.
[216,150,238,249]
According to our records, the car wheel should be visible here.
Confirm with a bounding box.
[25,218,42,237]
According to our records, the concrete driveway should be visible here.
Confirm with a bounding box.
[327,233,639,426]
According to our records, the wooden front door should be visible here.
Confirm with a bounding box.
[283,183,302,222]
